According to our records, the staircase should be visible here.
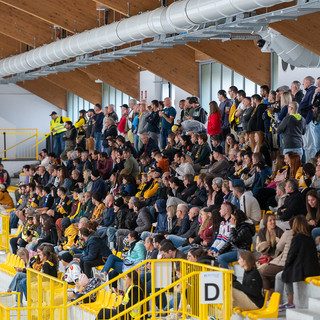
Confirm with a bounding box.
[287,297,320,320]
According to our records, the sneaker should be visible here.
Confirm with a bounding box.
[279,303,295,311]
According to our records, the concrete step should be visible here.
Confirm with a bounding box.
[286,308,320,320]
[309,297,320,314]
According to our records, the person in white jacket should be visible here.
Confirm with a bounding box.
[173,152,195,180]
[232,180,261,225]
[61,252,81,285]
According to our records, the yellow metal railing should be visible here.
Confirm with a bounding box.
[0,215,10,252]
[0,259,233,319]
[0,129,50,160]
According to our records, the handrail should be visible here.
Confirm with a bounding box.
[67,259,232,307]
[106,271,201,320]
[0,135,35,155]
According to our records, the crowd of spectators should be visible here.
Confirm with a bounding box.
[1,75,320,314]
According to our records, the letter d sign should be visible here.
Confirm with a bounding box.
[200,272,223,304]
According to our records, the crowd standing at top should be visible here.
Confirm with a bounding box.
[1,75,320,315]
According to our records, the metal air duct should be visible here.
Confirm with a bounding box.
[0,0,292,77]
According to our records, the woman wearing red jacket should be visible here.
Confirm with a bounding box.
[207,101,221,136]
[118,104,129,136]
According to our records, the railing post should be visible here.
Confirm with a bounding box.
[3,132,6,159]
[36,129,39,160]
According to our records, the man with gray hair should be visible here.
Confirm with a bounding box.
[107,104,118,122]
[291,80,304,104]
[298,76,317,161]
[137,132,158,158]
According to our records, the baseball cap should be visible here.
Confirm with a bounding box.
[49,111,57,116]
[114,197,124,207]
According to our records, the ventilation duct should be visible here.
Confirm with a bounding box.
[0,0,292,77]
[259,27,320,68]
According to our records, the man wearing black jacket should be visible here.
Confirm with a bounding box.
[278,179,306,222]
[247,95,267,132]
[166,207,200,248]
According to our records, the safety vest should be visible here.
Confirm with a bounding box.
[50,117,70,135]
[122,285,141,318]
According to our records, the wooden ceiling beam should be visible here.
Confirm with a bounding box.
[45,70,102,105]
[17,78,67,110]
[93,0,174,17]
[126,45,199,96]
[271,12,320,57]
[188,40,271,87]
[81,60,140,99]
[0,34,24,58]
[0,3,53,47]
[0,0,98,33]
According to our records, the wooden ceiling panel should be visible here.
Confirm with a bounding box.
[0,3,53,46]
[0,0,98,33]
[271,12,320,57]
[17,78,67,110]
[94,0,174,17]
[82,60,140,99]
[126,45,199,96]
[188,40,271,87]
[0,34,23,58]
[45,70,102,105]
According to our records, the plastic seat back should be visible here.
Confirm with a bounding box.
[247,292,280,319]
[101,291,111,308]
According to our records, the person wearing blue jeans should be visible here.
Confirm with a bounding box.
[160,98,176,150]
[165,235,186,249]
[101,254,123,275]
[94,132,102,152]
[283,148,303,161]
[8,272,26,302]
[216,250,239,269]
[93,104,104,152]
[53,132,65,157]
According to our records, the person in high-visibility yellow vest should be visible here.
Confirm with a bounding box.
[97,270,144,320]
[49,111,71,157]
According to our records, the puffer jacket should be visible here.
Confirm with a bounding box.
[218,221,255,254]
[135,207,152,233]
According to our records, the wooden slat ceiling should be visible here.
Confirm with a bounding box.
[0,0,314,109]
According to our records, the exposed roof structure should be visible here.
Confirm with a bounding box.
[0,0,318,109]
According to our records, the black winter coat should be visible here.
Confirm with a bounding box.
[247,103,268,132]
[113,205,131,229]
[219,222,255,254]
[177,182,198,202]
[278,190,307,222]
[233,269,264,308]
[282,233,320,283]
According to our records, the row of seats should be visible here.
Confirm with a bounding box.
[94,250,122,272]
[0,252,24,276]
[79,289,123,314]
[233,291,280,319]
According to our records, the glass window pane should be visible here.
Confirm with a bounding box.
[201,64,211,111]
[162,83,169,100]
[109,86,116,106]
[245,78,256,97]
[102,83,109,107]
[222,66,232,92]
[212,63,221,101]
[234,72,244,92]
[122,93,129,106]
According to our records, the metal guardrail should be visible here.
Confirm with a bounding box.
[0,129,51,160]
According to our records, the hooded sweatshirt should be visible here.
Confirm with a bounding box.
[154,199,167,233]
[277,113,306,149]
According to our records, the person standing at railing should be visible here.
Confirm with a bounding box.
[49,111,71,157]
[61,121,77,161]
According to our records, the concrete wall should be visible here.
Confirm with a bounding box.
[0,84,64,159]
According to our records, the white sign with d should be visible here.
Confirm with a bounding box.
[200,272,223,304]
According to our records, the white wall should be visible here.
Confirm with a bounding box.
[277,59,320,88]
[0,84,63,132]
[139,70,162,104]
[0,84,64,158]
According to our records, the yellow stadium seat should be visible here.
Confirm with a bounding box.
[80,289,106,312]
[246,292,280,319]
[7,186,18,193]
[9,225,23,239]
[242,291,269,317]
[107,293,117,308]
[305,276,320,284]
[115,295,123,307]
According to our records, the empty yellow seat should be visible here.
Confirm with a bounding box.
[79,289,106,312]
[246,292,280,320]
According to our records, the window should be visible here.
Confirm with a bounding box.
[200,61,259,107]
